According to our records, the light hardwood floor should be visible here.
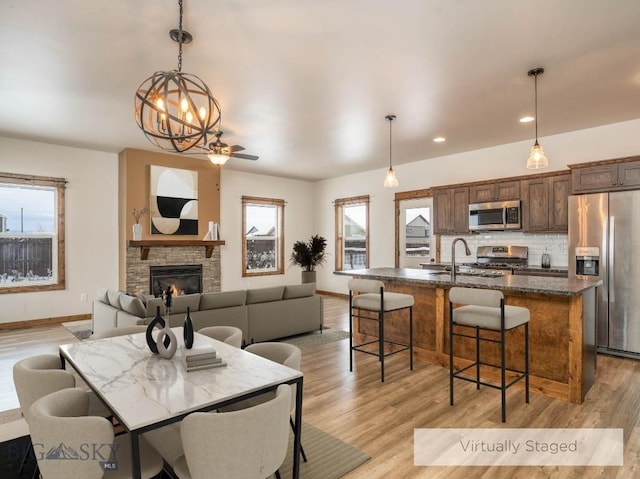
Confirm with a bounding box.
[1,295,639,478]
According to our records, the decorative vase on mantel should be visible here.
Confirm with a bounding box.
[132,223,142,241]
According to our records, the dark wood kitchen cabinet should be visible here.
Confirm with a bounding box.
[468,180,520,203]
[521,173,570,232]
[571,158,640,193]
[433,186,469,234]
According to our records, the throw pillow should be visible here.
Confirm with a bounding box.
[120,294,147,318]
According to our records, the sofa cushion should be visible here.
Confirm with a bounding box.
[96,288,109,304]
[283,283,315,300]
[120,294,147,318]
[107,289,122,309]
[168,293,201,314]
[200,290,246,310]
[246,286,285,304]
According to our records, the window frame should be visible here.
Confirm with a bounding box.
[334,195,370,271]
[0,172,66,294]
[241,195,285,277]
[394,189,436,267]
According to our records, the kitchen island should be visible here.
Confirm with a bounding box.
[336,268,601,404]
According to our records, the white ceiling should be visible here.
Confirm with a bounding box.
[1,0,640,181]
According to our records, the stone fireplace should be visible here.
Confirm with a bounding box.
[149,264,202,297]
[125,244,221,295]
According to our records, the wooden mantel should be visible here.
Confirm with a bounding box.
[127,240,226,260]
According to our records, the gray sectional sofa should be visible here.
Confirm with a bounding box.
[91,283,323,345]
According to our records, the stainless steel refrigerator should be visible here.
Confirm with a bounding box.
[569,192,640,357]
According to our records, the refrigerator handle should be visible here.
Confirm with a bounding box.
[609,216,615,303]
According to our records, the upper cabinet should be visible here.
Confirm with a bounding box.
[571,158,640,194]
[433,187,469,234]
[521,173,570,232]
[469,180,520,203]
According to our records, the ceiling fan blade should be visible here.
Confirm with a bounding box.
[225,145,246,153]
[231,152,259,161]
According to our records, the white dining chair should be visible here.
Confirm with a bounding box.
[197,325,243,347]
[172,384,291,479]
[30,388,164,479]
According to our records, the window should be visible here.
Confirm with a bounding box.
[242,196,284,277]
[403,204,431,257]
[0,172,66,294]
[394,190,433,268]
[335,195,369,271]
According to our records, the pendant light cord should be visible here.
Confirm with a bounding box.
[534,72,538,141]
[389,117,393,169]
[177,0,184,72]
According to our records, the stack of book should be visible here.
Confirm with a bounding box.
[181,345,226,371]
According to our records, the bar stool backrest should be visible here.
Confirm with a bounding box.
[348,279,384,294]
[449,287,503,308]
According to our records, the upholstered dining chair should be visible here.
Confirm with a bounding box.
[29,388,164,479]
[197,325,243,348]
[172,384,291,479]
[12,354,111,477]
[90,325,147,339]
[232,342,307,462]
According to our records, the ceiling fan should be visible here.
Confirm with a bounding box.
[206,130,259,165]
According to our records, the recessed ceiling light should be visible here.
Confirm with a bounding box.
[433,137,446,143]
[520,116,534,123]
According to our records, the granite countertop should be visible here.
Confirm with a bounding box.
[420,262,569,275]
[336,267,601,296]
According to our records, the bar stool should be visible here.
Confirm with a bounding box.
[448,287,530,422]
[348,278,414,382]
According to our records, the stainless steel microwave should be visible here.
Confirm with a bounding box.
[468,200,521,231]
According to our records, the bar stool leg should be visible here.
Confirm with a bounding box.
[501,327,507,423]
[525,322,530,404]
[449,305,454,406]
[379,308,385,382]
[475,326,480,390]
[349,294,354,373]
[409,307,414,371]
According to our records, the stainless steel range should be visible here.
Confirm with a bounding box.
[461,245,528,273]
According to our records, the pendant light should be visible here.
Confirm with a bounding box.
[526,67,548,169]
[384,114,399,188]
[134,0,221,154]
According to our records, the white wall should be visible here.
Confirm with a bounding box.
[0,137,119,323]
[315,119,640,294]
[219,169,315,291]
[2,118,639,320]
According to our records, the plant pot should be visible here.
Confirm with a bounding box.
[132,223,142,241]
[301,271,316,284]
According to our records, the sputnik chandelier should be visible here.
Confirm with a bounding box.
[134,0,221,154]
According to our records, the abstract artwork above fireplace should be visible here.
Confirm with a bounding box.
[150,165,198,235]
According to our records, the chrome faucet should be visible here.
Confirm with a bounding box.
[451,237,471,282]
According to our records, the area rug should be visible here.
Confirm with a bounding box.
[61,319,92,340]
[280,328,350,350]
[61,320,350,350]
[0,422,370,479]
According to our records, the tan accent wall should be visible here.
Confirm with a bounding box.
[118,148,221,289]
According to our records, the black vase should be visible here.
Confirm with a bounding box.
[183,306,194,349]
[146,306,170,354]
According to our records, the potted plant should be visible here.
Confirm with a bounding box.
[290,234,327,284]
[132,207,149,241]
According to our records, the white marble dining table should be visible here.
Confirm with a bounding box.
[59,328,303,479]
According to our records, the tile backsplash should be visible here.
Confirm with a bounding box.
[439,232,568,268]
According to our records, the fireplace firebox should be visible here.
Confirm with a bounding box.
[149,265,202,297]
